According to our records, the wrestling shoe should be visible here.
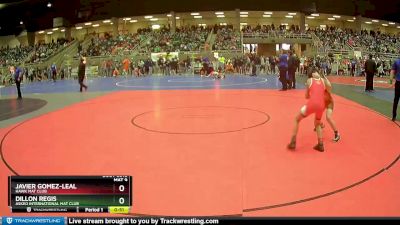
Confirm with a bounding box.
[313,143,325,152]
[287,141,296,150]
[333,133,341,142]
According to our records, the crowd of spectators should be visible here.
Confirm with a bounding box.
[242,24,301,34]
[350,30,399,54]
[2,22,400,87]
[238,24,399,55]
[0,45,33,67]
[300,54,394,77]
[212,25,241,51]
[310,26,400,54]
[89,24,400,59]
[0,38,71,67]
[141,25,209,53]
[310,27,352,51]
[85,33,143,56]
[26,38,71,63]
[85,26,209,55]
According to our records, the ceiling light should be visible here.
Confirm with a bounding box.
[150,18,158,21]
[167,14,172,17]
[382,24,388,26]
[288,12,296,15]
[240,15,248,17]
[285,15,293,18]
[103,20,111,23]
[38,31,44,34]
[144,16,153,19]
[60,29,65,32]
[281,23,288,26]
[333,15,341,18]
[240,12,248,15]
[130,20,138,23]
[191,12,200,16]
[263,15,271,18]
[84,22,92,26]
[217,15,225,18]
[347,19,354,22]
[47,2,52,8]
[92,24,99,27]
[307,16,315,19]
[47,31,53,34]
[176,17,180,19]
[389,22,395,25]
[264,12,273,15]
[194,16,202,19]
[365,21,372,24]
[397,26,400,28]
[311,13,319,17]
[76,26,83,29]
[215,12,224,15]
[328,18,335,20]
[52,28,58,31]
[123,18,131,21]
[20,21,23,25]
[372,20,379,23]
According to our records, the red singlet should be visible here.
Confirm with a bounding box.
[305,78,326,120]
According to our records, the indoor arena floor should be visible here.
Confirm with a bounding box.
[0,74,399,217]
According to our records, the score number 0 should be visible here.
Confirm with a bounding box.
[118,185,125,205]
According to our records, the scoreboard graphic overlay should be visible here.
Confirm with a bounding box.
[8,176,132,213]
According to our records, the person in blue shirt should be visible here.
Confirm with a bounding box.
[278,50,289,91]
[10,66,22,99]
[351,59,356,76]
[390,58,400,121]
[51,63,57,82]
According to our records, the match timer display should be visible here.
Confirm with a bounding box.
[8,176,132,213]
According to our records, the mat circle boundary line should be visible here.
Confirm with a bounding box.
[131,106,271,135]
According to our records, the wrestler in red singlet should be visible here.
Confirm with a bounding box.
[288,68,327,152]
[304,77,326,120]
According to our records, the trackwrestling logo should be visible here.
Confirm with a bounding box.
[2,217,64,225]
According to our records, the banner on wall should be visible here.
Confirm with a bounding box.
[150,52,179,62]
[71,68,78,76]
[213,52,219,59]
[334,54,342,60]
[88,66,99,76]
[354,51,362,59]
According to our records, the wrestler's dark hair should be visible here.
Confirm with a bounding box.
[307,67,319,78]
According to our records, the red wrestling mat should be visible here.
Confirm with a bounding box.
[1,90,399,216]
[327,75,392,88]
